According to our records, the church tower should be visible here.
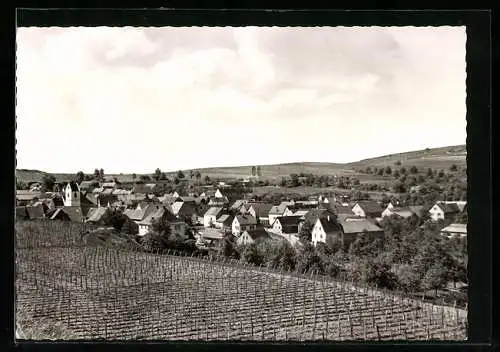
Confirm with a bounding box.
[63,181,81,207]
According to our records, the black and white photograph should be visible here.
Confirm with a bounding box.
[15,24,468,341]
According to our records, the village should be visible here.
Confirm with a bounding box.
[15,173,468,251]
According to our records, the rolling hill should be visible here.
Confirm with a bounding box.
[16,145,466,183]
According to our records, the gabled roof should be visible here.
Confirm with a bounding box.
[137,206,165,226]
[16,206,28,220]
[440,223,467,234]
[158,194,180,205]
[435,202,460,214]
[66,181,80,192]
[318,218,341,234]
[216,214,234,225]
[339,217,383,234]
[230,199,247,210]
[242,228,270,241]
[353,201,383,215]
[275,215,304,226]
[247,203,274,217]
[335,205,354,215]
[269,203,289,215]
[50,206,83,223]
[235,214,258,226]
[304,208,336,224]
[204,207,224,217]
[124,203,157,221]
[26,204,45,219]
[171,201,185,215]
[86,207,110,223]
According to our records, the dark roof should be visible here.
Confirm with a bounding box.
[247,203,274,217]
[86,207,110,223]
[216,214,234,226]
[236,214,258,226]
[304,208,336,224]
[335,206,354,215]
[243,228,270,241]
[269,203,289,215]
[124,204,158,221]
[66,181,80,192]
[16,206,28,220]
[354,201,383,215]
[230,199,247,210]
[276,216,304,226]
[436,202,461,214]
[50,206,83,222]
[339,218,383,234]
[318,218,341,234]
[26,204,45,219]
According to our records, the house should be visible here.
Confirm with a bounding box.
[97,194,119,208]
[63,181,81,207]
[79,181,98,193]
[203,207,224,227]
[236,228,271,246]
[293,210,309,219]
[245,203,274,226]
[171,201,198,219]
[196,227,225,248]
[16,204,45,220]
[382,204,424,219]
[214,214,234,233]
[230,199,248,212]
[232,214,258,236]
[271,216,304,235]
[136,206,187,237]
[101,181,118,189]
[86,207,111,224]
[16,190,42,206]
[337,217,384,247]
[440,223,467,239]
[48,206,84,223]
[268,203,294,227]
[158,194,181,205]
[124,203,159,233]
[303,207,337,226]
[351,201,383,218]
[208,196,229,206]
[429,201,464,221]
[311,217,342,246]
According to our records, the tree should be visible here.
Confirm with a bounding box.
[121,217,139,235]
[395,160,402,166]
[395,263,422,292]
[93,169,100,180]
[16,181,29,190]
[160,172,168,180]
[154,168,162,181]
[99,168,105,180]
[298,221,313,244]
[365,166,372,174]
[195,171,202,180]
[132,173,137,180]
[204,175,211,183]
[257,166,262,177]
[140,175,151,181]
[410,166,418,174]
[177,170,185,179]
[365,257,398,290]
[384,166,392,175]
[450,164,458,171]
[421,262,449,297]
[75,171,85,183]
[393,170,400,178]
[41,174,56,192]
[252,166,257,177]
[296,242,324,274]
[141,231,169,253]
[242,243,264,266]
[427,168,433,177]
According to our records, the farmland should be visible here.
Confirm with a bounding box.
[16,221,467,341]
[16,144,466,184]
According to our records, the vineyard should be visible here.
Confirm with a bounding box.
[15,220,468,341]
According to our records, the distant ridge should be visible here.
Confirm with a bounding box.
[16,144,466,183]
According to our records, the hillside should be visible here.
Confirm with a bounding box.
[16,145,466,183]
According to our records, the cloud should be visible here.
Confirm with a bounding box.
[16,26,466,173]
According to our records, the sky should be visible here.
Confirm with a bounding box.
[16,26,466,174]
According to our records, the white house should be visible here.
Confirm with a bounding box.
[236,229,270,246]
[268,203,294,227]
[271,216,304,235]
[429,201,465,221]
[203,207,224,227]
[351,201,383,218]
[232,215,258,237]
[440,223,467,239]
[311,217,341,246]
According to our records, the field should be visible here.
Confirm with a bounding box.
[16,144,466,184]
[15,221,467,341]
[250,185,399,200]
